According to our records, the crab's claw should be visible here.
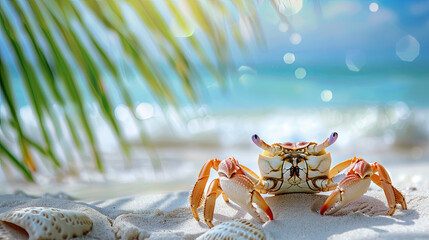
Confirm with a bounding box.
[321,158,372,215]
[219,173,274,223]
[218,159,273,223]
[320,175,371,215]
[200,158,273,228]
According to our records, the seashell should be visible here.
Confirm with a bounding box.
[0,220,29,240]
[197,219,266,240]
[0,207,93,240]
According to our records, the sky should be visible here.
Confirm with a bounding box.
[233,0,429,66]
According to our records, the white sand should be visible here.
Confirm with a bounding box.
[0,185,428,240]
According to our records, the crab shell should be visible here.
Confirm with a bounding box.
[255,135,336,194]
[279,141,311,149]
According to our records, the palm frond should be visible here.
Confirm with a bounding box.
[0,0,287,181]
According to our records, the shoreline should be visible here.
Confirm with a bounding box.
[2,161,428,202]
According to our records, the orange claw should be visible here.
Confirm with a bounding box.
[252,190,274,221]
[220,171,273,223]
[321,174,371,215]
[320,188,341,215]
[321,158,407,216]
[321,158,372,215]
[191,158,274,227]
[371,162,407,215]
[190,158,221,221]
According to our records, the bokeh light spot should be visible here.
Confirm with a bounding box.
[290,33,302,45]
[278,22,289,32]
[294,67,306,79]
[283,52,295,64]
[345,50,367,72]
[369,3,379,12]
[238,66,257,76]
[136,103,154,120]
[321,90,333,102]
[115,105,132,122]
[396,35,420,62]
[238,65,257,84]
[277,0,303,16]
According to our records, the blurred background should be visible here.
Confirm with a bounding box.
[1,0,428,201]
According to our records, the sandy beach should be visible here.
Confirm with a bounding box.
[1,142,429,239]
[0,181,428,240]
[1,147,428,239]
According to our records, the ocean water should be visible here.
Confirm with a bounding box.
[209,65,429,109]
[1,50,428,195]
[2,65,429,170]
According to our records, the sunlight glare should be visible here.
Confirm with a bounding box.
[283,52,295,64]
[294,67,306,79]
[115,105,132,122]
[369,3,379,12]
[279,22,289,32]
[290,33,302,45]
[345,50,367,72]
[396,35,420,62]
[321,90,333,102]
[276,0,303,16]
[238,65,258,84]
[136,103,154,120]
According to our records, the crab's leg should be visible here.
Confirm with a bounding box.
[312,159,356,192]
[371,162,407,215]
[328,159,354,178]
[321,158,372,215]
[239,164,266,191]
[238,164,275,194]
[240,164,260,181]
[221,192,229,202]
[190,158,221,221]
[204,178,223,228]
[313,159,355,193]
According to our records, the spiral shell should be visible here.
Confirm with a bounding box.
[197,219,266,240]
[0,207,93,240]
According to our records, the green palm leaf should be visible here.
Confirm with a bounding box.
[0,0,286,181]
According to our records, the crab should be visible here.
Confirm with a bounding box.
[190,132,407,228]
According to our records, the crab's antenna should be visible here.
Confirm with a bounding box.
[312,132,338,153]
[252,134,275,153]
